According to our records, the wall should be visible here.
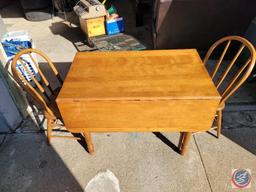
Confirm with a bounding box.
[0,73,22,132]
[0,15,23,132]
[153,0,256,50]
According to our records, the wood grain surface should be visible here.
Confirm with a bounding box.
[57,49,221,132]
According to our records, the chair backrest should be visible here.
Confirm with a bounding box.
[203,36,256,106]
[11,48,63,117]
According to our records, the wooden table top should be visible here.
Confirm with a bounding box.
[57,49,220,102]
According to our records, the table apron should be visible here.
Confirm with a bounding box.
[57,99,220,132]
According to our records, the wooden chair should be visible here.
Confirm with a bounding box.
[179,35,256,155]
[11,48,94,153]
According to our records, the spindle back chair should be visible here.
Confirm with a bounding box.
[204,36,256,137]
[179,36,256,155]
[11,48,80,143]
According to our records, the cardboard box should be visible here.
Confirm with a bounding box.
[80,17,105,37]
[106,17,124,35]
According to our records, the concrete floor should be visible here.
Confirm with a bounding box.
[1,2,79,63]
[1,2,256,192]
[0,115,256,192]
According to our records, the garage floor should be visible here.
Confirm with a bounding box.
[1,2,256,192]
[1,113,256,192]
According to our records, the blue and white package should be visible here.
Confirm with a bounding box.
[106,17,125,35]
[1,31,39,82]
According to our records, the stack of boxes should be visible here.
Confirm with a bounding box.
[74,0,125,38]
[74,0,107,38]
[105,5,125,35]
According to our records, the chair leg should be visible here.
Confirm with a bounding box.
[83,132,95,155]
[180,132,192,156]
[47,118,53,145]
[217,110,222,138]
[178,132,185,150]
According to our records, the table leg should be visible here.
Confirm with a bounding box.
[180,132,192,156]
[217,110,222,138]
[83,132,95,155]
[47,118,53,145]
[178,132,185,150]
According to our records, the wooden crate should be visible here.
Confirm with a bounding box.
[79,17,105,37]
